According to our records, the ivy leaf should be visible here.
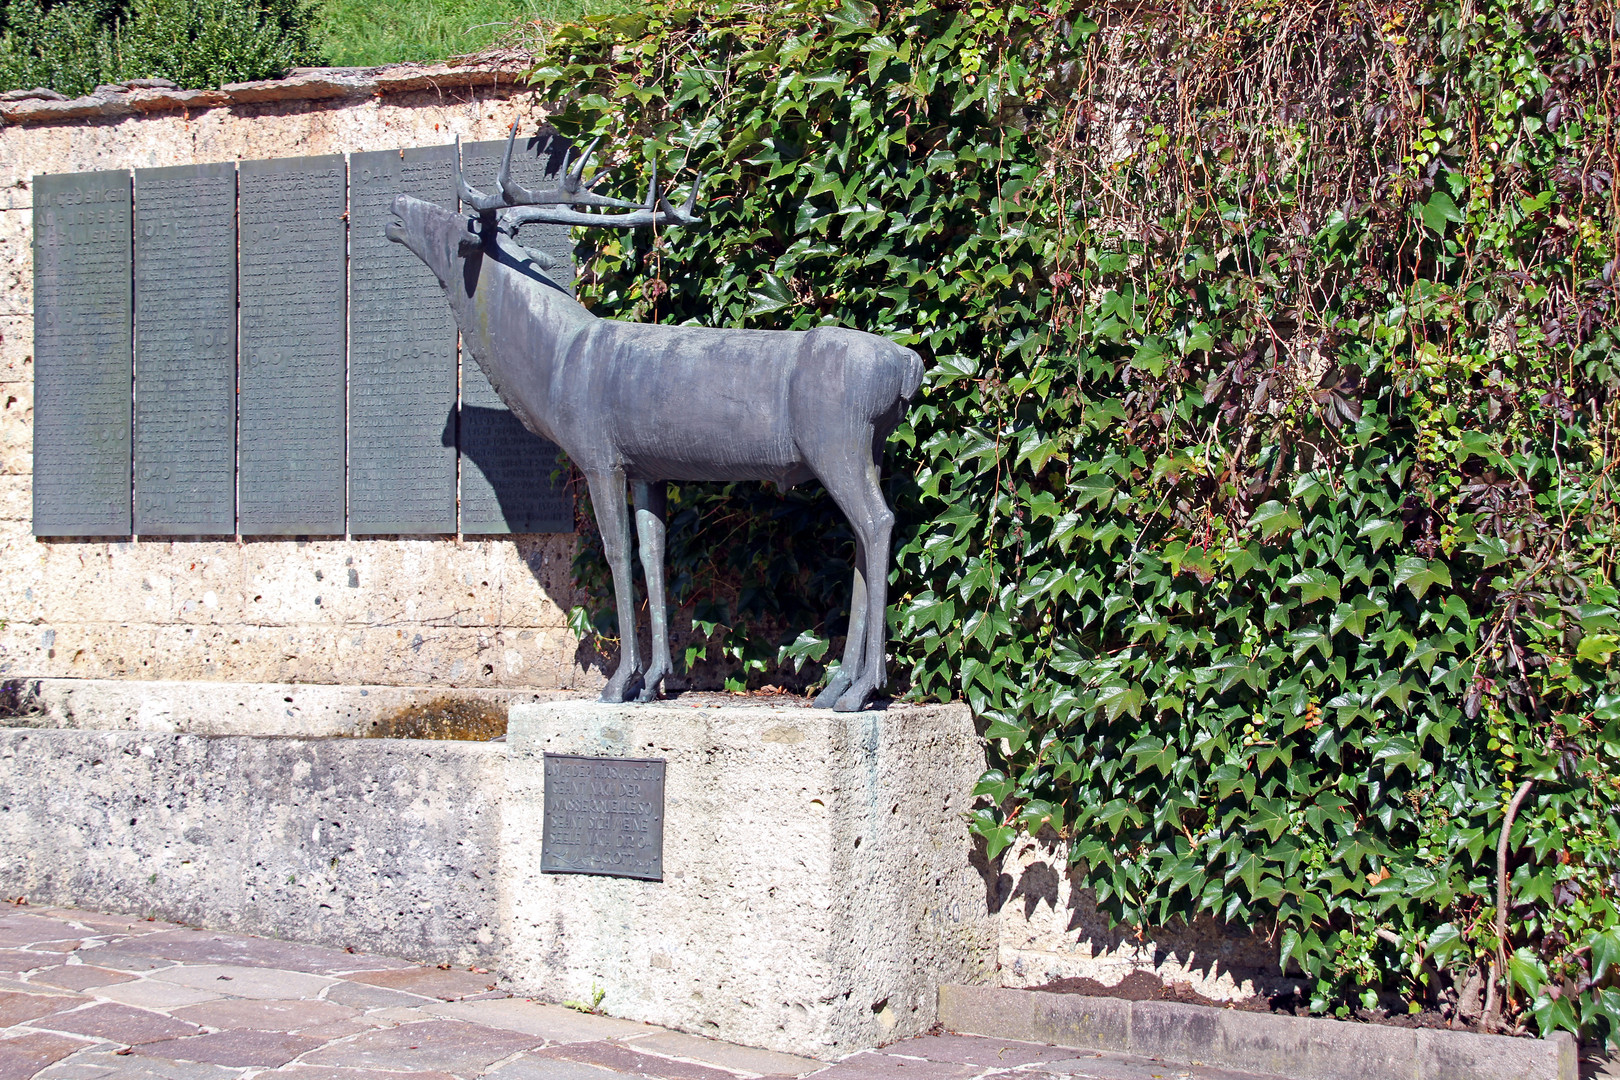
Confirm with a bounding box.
[1418,190,1465,234]
[1507,948,1548,1000]
[1248,798,1292,842]
[1358,518,1404,553]
[1465,536,1513,567]
[1426,923,1465,965]
[1017,429,1065,475]
[1289,627,1332,661]
[1576,634,1618,665]
[1096,683,1146,722]
[1125,735,1177,777]
[1287,570,1341,605]
[1393,557,1452,599]
[1592,928,1620,981]
[1250,501,1302,539]
[1071,474,1117,509]
[745,274,794,315]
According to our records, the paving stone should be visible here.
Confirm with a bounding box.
[289,1020,381,1040]
[112,932,410,976]
[132,1030,325,1068]
[32,966,139,992]
[0,951,51,973]
[170,997,359,1032]
[627,1031,824,1076]
[428,999,651,1043]
[804,1053,980,1080]
[322,982,431,1010]
[341,969,498,1002]
[301,1019,541,1074]
[535,1041,748,1080]
[260,1069,458,1080]
[484,1055,631,1080]
[0,989,86,1026]
[32,1049,242,1080]
[361,1008,434,1025]
[48,913,185,936]
[152,964,334,1000]
[32,1002,202,1045]
[984,1060,1197,1080]
[25,940,84,953]
[36,913,185,939]
[0,1031,95,1080]
[884,1035,1081,1068]
[70,946,176,973]
[93,980,223,1010]
[0,914,76,946]
[1189,1067,1291,1080]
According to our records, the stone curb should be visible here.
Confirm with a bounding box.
[0,61,528,126]
[938,984,1578,1080]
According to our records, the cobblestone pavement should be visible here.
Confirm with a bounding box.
[0,906,1289,1080]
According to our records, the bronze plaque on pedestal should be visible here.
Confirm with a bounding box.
[541,754,665,881]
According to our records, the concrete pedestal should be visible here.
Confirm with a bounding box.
[500,700,996,1058]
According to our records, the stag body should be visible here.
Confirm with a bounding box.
[388,136,920,711]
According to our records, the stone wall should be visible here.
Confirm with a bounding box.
[0,64,598,694]
[0,726,506,966]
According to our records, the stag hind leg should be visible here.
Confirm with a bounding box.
[814,440,895,713]
[812,536,866,709]
[585,468,643,703]
[634,480,673,702]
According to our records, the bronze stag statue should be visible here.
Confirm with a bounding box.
[387,125,922,712]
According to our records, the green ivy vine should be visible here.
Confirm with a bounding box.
[518,0,1620,1041]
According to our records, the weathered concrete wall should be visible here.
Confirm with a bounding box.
[0,65,598,696]
[502,700,999,1057]
[0,726,505,965]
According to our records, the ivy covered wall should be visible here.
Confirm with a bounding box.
[517,0,1620,1041]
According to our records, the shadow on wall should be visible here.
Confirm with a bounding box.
[445,405,572,532]
[972,829,1303,1000]
[443,405,608,684]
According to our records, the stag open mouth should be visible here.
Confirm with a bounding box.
[385,194,409,244]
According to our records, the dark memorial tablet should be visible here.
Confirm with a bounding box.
[459,137,574,535]
[133,162,236,535]
[238,155,347,535]
[540,754,665,880]
[32,170,133,536]
[349,146,458,535]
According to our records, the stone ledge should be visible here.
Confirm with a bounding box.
[0,60,529,126]
[2,676,576,736]
[938,983,1579,1080]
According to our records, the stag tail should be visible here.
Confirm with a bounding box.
[900,348,925,403]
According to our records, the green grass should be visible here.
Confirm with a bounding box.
[316,0,629,67]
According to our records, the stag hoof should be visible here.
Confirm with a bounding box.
[833,682,875,712]
[635,673,665,703]
[600,669,643,704]
[812,672,853,710]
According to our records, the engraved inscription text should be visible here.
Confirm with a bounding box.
[541,754,665,880]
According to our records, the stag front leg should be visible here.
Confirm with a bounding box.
[586,468,642,703]
[812,536,866,709]
[634,480,673,702]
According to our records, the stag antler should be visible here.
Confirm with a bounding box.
[457,123,703,230]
